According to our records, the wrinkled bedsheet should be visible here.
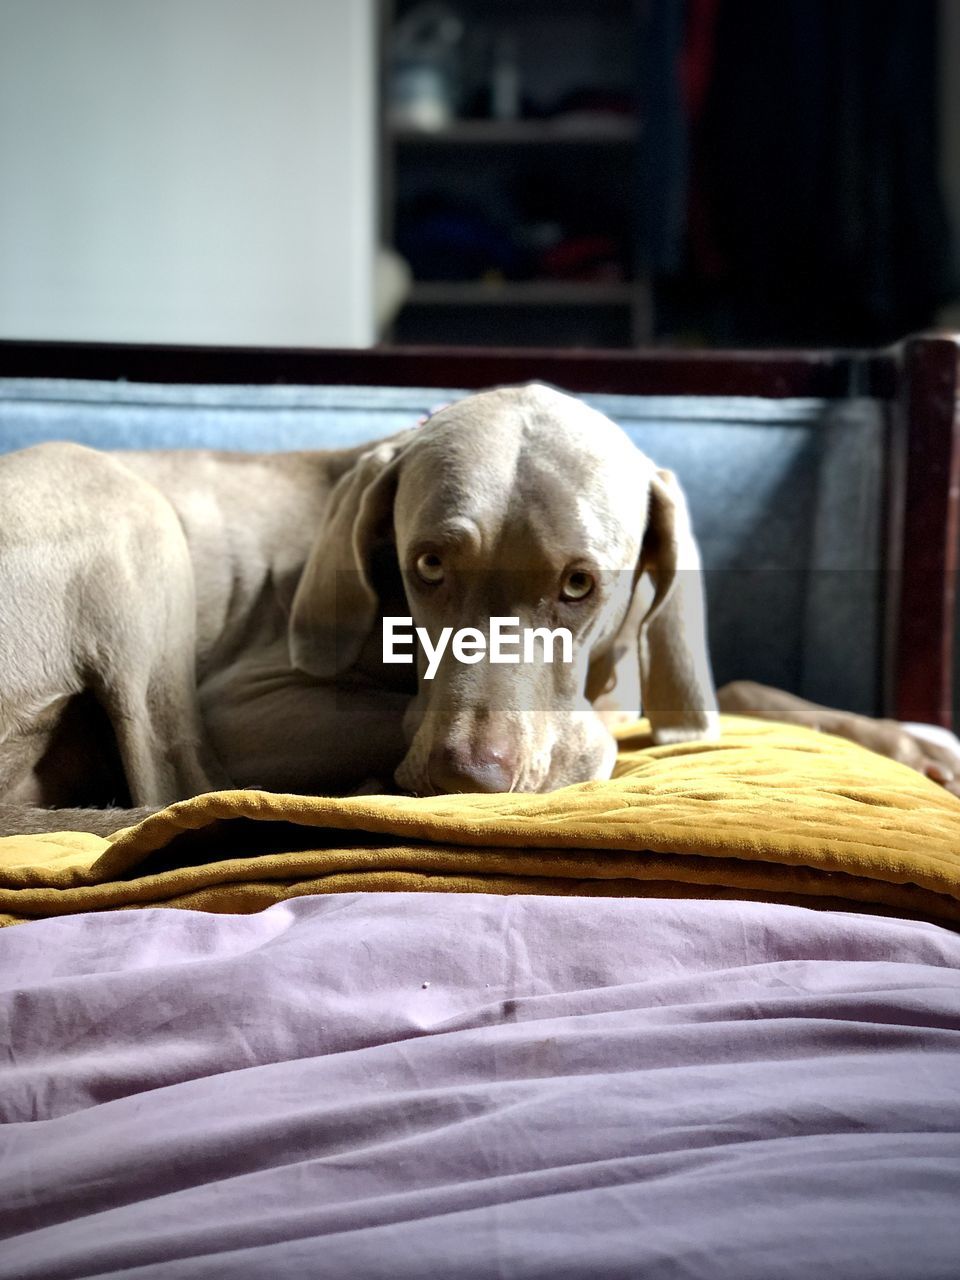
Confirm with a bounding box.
[1,893,959,1279]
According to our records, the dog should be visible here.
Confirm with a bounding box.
[1,384,956,836]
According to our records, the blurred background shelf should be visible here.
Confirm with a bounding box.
[380,0,649,348]
[390,118,640,146]
[408,281,640,305]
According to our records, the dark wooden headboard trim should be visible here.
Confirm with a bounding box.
[0,338,896,399]
[890,336,960,727]
[0,334,955,726]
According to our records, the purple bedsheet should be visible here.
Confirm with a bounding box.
[1,893,959,1280]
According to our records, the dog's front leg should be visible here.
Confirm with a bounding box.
[718,680,960,793]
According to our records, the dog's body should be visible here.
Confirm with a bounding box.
[0,440,410,810]
[1,384,956,836]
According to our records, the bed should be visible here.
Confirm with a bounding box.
[1,335,959,1278]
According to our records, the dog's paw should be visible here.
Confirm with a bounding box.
[841,717,960,795]
[898,723,960,796]
[651,712,721,746]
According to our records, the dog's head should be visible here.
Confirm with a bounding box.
[289,384,718,794]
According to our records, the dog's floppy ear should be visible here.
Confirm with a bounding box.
[637,469,719,743]
[289,437,409,678]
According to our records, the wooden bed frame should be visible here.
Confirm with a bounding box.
[1,333,957,728]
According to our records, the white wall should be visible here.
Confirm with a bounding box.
[0,0,377,347]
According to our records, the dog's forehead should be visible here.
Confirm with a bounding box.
[420,384,638,459]
[399,384,650,548]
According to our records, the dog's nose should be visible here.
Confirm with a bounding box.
[427,743,516,794]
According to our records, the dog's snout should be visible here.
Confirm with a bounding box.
[427,742,516,794]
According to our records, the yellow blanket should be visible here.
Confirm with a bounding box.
[2,717,960,928]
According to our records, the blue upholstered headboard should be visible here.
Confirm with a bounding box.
[0,376,886,715]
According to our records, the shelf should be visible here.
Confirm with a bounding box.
[382,0,650,346]
[390,117,639,147]
[408,281,639,307]
[396,0,637,13]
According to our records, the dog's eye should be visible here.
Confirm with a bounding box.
[415,552,445,584]
[560,569,594,601]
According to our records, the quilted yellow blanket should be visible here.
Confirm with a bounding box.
[2,717,960,928]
